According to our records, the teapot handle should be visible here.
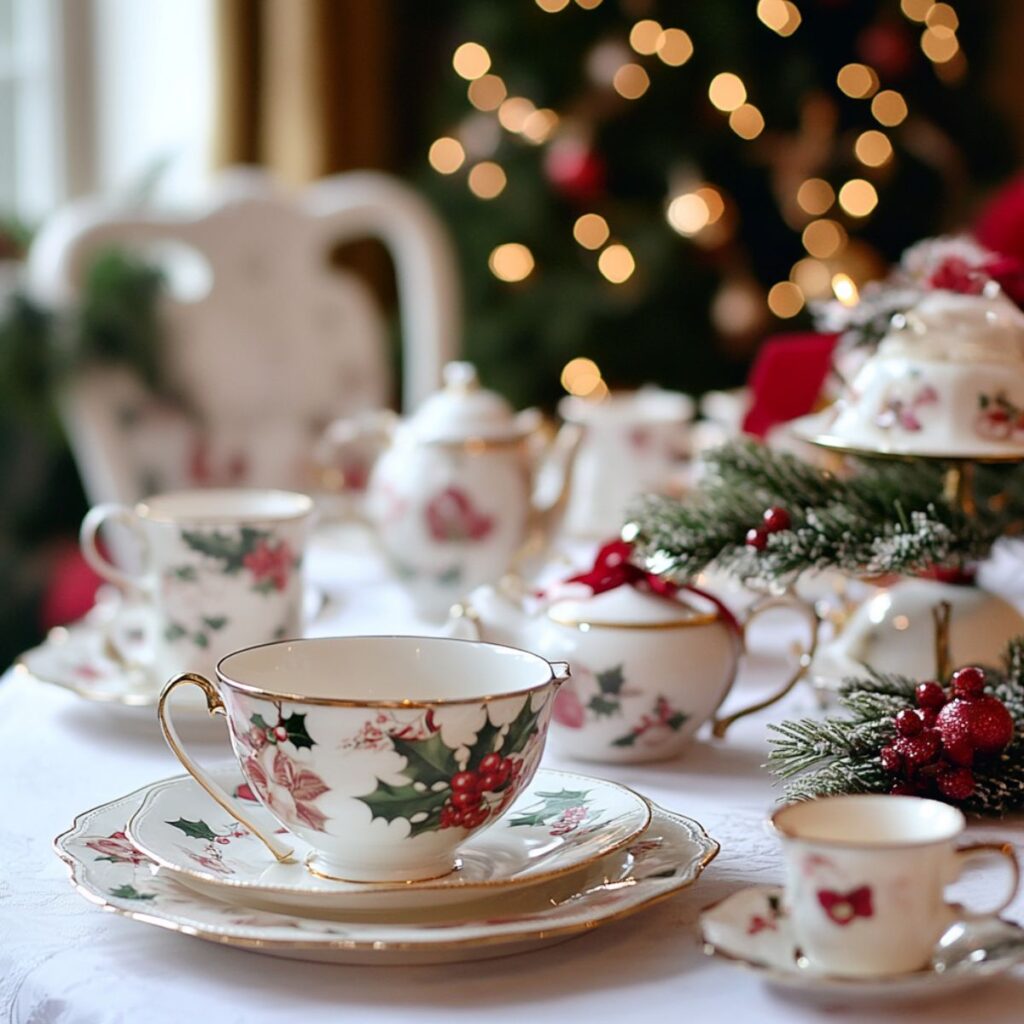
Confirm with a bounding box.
[711,590,820,738]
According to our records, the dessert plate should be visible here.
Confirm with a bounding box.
[17,586,326,710]
[55,784,718,965]
[125,766,652,914]
[700,885,1024,1003]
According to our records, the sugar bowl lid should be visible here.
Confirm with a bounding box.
[546,583,720,629]
[408,362,528,444]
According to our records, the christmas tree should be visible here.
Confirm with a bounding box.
[422,0,1015,409]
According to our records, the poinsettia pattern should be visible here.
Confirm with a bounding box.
[85,830,148,865]
[817,885,874,926]
[510,788,593,836]
[177,526,300,594]
[424,486,495,542]
[975,390,1024,441]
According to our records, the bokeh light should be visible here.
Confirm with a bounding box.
[613,63,651,100]
[667,193,710,235]
[452,43,491,81]
[900,0,932,21]
[561,357,603,396]
[521,108,559,143]
[428,137,465,174]
[790,257,833,299]
[832,273,860,306]
[871,90,908,126]
[598,243,636,283]
[797,178,835,215]
[708,73,747,112]
[802,218,846,258]
[767,281,804,318]
[836,63,879,99]
[656,28,694,66]
[629,19,662,55]
[729,104,765,139]
[489,243,535,282]
[838,178,879,217]
[573,213,610,250]
[921,27,959,63]
[854,130,893,167]
[468,162,507,199]
[497,97,536,132]
[535,0,570,11]
[468,74,507,111]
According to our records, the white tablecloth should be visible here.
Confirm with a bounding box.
[2,526,1024,1023]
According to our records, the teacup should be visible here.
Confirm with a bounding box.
[771,794,1020,978]
[80,489,313,677]
[158,636,569,882]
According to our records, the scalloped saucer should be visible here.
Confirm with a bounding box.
[17,586,325,710]
[700,885,1024,1003]
[125,766,652,914]
[55,782,718,965]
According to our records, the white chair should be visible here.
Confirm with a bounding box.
[26,168,461,505]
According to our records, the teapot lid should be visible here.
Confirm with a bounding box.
[546,584,719,629]
[409,362,527,444]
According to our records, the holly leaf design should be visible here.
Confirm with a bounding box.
[611,731,639,748]
[596,665,626,696]
[253,579,278,595]
[467,715,504,770]
[181,527,269,574]
[164,622,186,642]
[664,710,688,731]
[391,731,460,787]
[172,566,197,582]
[438,565,462,586]
[500,695,545,756]
[192,632,209,648]
[587,694,620,718]
[282,712,315,750]
[509,788,591,828]
[250,713,270,731]
[356,780,450,837]
[166,818,219,841]
[109,884,156,901]
[202,615,228,631]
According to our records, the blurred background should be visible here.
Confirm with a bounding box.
[2,0,1023,665]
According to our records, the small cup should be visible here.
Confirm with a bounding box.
[80,489,314,677]
[771,794,1020,978]
[158,636,568,883]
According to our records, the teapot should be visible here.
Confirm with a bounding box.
[448,540,819,762]
[324,362,580,619]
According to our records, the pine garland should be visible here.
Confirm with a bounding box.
[627,440,1024,584]
[768,639,1024,815]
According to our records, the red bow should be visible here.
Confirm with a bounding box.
[564,539,741,635]
[816,886,874,926]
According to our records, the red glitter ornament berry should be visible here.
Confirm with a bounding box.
[963,695,1015,755]
[951,666,986,700]
[936,699,976,766]
[919,707,939,728]
[879,745,902,773]
[937,766,976,802]
[896,728,941,767]
[895,709,923,737]
[745,527,769,551]
[762,507,791,533]
[915,682,947,710]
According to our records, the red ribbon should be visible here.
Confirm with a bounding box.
[564,539,742,636]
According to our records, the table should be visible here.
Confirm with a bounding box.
[3,526,1023,1023]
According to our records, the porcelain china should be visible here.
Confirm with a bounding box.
[125,766,651,914]
[700,885,1024,1003]
[159,635,568,882]
[80,488,315,678]
[54,783,718,965]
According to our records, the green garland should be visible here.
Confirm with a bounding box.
[768,639,1024,815]
[627,440,1024,584]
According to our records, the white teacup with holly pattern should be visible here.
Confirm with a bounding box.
[80,489,313,678]
[158,635,569,883]
[771,794,1020,978]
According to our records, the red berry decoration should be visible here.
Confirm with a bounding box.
[890,782,918,796]
[745,527,768,550]
[895,709,923,737]
[879,745,902,772]
[937,766,976,801]
[450,771,478,793]
[936,700,976,766]
[951,666,986,700]
[896,728,941,767]
[762,507,792,533]
[478,753,502,775]
[915,681,946,710]
[919,707,939,728]
[963,695,1015,755]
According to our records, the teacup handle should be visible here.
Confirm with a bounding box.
[80,503,151,595]
[158,672,296,863]
[711,591,820,738]
[949,841,1020,916]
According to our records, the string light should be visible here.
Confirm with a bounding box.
[790,257,832,298]
[729,103,765,139]
[561,357,606,398]
[656,28,694,66]
[613,63,651,100]
[900,0,932,20]
[854,129,893,167]
[802,218,846,258]
[757,0,801,36]
[497,97,536,132]
[926,3,959,30]
[468,162,507,199]
[767,281,804,318]
[832,272,860,306]
[695,187,725,224]
[452,43,491,81]
[575,0,603,8]
[796,178,835,215]
[921,27,959,63]
[489,243,535,282]
[535,0,570,11]
[598,243,636,283]
[629,19,662,55]
[573,213,610,250]
[468,75,507,111]
[871,90,908,126]
[838,178,879,217]
[836,63,879,99]
[428,137,465,174]
[708,73,747,112]
[667,193,710,235]
[522,108,559,143]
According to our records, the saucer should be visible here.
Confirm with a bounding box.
[126,766,652,914]
[55,784,718,965]
[17,586,327,710]
[700,885,1024,1002]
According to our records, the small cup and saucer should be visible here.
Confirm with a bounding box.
[700,794,1024,1002]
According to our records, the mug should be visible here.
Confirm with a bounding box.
[80,489,314,677]
[158,635,568,882]
[771,794,1020,977]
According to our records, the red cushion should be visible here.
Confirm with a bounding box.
[39,542,102,631]
[742,332,838,438]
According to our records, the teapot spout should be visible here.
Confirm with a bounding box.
[527,420,584,543]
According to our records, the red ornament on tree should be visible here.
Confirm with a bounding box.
[762,506,792,533]
[544,137,607,205]
[745,527,769,551]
